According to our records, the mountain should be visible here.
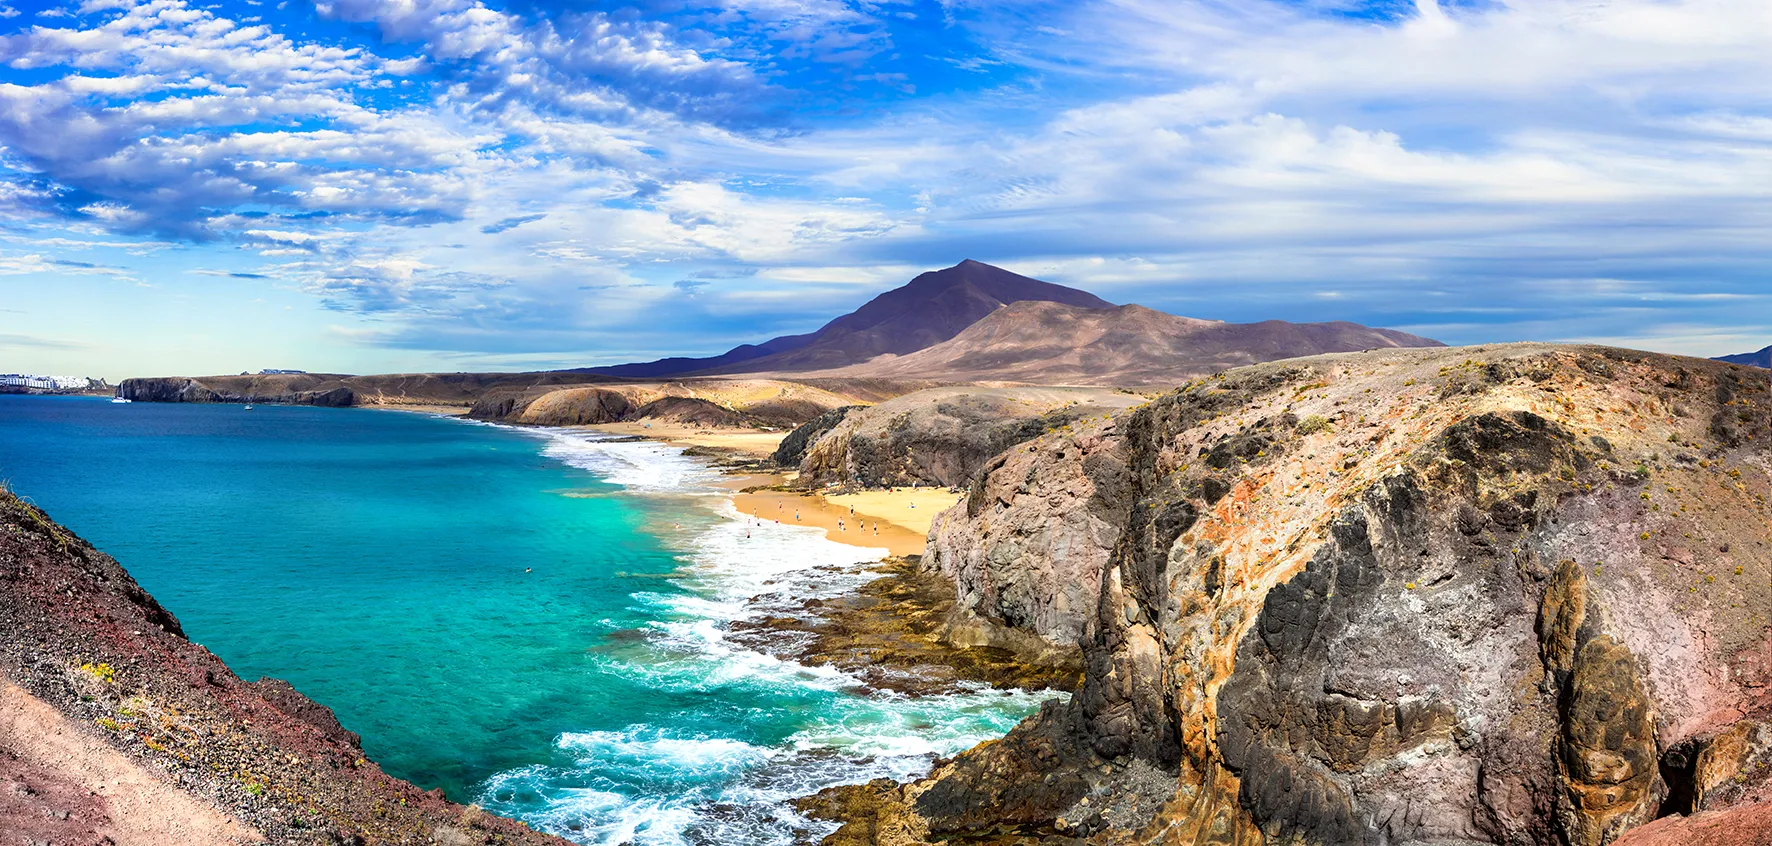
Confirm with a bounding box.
[579,260,1113,378]
[1716,344,1770,368]
[804,300,1445,385]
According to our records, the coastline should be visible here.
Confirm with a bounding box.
[477,415,1061,841]
[576,420,963,558]
[359,402,471,416]
[1,393,1067,843]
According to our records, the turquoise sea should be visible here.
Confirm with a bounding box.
[0,395,1050,844]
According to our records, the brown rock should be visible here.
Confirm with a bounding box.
[1559,636,1660,846]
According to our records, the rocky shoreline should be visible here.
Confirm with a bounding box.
[21,342,1772,846]
[0,417,1079,845]
[730,556,1082,697]
[796,343,1772,846]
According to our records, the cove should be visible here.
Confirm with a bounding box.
[0,396,1050,844]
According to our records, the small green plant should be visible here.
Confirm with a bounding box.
[1297,415,1333,435]
[95,717,122,731]
[245,781,266,797]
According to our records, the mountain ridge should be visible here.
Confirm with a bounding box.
[579,260,1113,378]
[795,299,1445,385]
[1716,344,1771,368]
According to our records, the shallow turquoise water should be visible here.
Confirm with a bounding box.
[0,395,1050,844]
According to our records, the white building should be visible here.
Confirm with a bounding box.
[0,374,99,391]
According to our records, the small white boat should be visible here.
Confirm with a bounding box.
[110,397,131,404]
[244,404,254,410]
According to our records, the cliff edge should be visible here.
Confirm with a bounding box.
[821,343,1772,846]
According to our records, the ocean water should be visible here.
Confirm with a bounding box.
[0,396,1052,844]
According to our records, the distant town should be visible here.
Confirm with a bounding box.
[1,374,110,394]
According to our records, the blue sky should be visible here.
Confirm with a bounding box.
[1,0,1768,378]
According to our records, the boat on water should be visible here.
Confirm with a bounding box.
[244,404,254,410]
[110,397,131,404]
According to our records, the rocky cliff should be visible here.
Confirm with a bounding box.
[0,488,566,845]
[117,371,610,409]
[466,379,865,428]
[118,375,357,407]
[827,343,1772,846]
[794,387,1144,489]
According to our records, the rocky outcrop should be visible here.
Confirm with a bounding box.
[116,377,222,403]
[469,386,633,424]
[0,488,567,845]
[924,414,1129,651]
[463,379,864,429]
[819,344,1772,846]
[795,387,1142,489]
[116,371,620,409]
[117,376,356,407]
[629,395,756,427]
[774,406,862,466]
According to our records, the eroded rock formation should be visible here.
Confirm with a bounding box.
[794,387,1141,489]
[816,343,1772,846]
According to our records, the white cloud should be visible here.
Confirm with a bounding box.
[5,0,1772,363]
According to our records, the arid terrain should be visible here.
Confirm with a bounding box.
[13,340,1772,845]
[113,261,1444,426]
[68,260,1772,845]
[807,343,1772,846]
[791,300,1441,386]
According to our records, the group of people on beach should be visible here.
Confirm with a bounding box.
[742,499,880,539]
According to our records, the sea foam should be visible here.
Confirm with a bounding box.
[474,427,1057,846]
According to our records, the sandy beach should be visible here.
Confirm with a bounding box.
[581,421,962,556]
[729,484,964,557]
[582,421,789,458]
[823,488,963,538]
[364,403,471,416]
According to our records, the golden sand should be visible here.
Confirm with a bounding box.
[581,421,789,457]
[730,486,962,557]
